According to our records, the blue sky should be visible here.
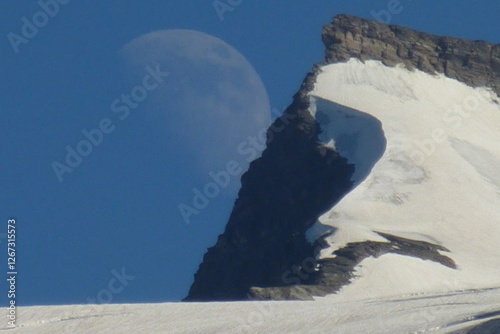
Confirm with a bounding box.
[1,1,499,306]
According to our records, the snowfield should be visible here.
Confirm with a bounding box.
[5,287,500,333]
[309,59,500,299]
[6,59,500,333]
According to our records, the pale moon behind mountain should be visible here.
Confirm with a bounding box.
[119,30,272,179]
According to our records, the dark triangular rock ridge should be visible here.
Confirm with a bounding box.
[184,14,500,302]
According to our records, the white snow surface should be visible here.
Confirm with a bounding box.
[309,59,500,299]
[5,287,500,333]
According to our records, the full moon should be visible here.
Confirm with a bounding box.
[119,30,271,182]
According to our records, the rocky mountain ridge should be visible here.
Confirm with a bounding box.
[324,15,500,96]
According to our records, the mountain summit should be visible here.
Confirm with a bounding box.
[185,14,500,302]
[324,14,500,96]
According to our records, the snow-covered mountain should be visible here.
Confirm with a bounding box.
[182,15,500,331]
[187,15,500,306]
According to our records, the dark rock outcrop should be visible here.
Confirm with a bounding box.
[249,232,456,300]
[323,14,500,96]
[185,14,500,302]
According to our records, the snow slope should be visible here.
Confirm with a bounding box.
[5,287,500,333]
[308,59,500,299]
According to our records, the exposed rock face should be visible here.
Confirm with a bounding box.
[249,232,456,300]
[185,15,500,301]
[323,15,500,96]
[184,66,355,301]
